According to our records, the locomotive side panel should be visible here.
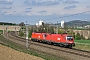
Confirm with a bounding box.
[45,34,52,41]
[31,33,43,41]
[51,34,66,43]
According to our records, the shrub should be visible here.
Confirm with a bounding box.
[19,30,24,37]
[75,33,81,40]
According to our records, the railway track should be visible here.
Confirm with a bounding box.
[4,32,90,60]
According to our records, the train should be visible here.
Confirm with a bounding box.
[31,32,75,48]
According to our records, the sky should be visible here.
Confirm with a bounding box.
[0,0,90,25]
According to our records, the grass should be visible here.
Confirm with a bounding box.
[0,30,3,34]
[0,30,3,32]
[73,43,90,51]
[74,39,90,51]
[75,39,90,44]
[0,35,65,60]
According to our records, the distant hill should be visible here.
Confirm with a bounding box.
[65,20,90,27]
[0,22,16,25]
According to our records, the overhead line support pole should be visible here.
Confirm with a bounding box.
[26,21,28,49]
[56,21,58,34]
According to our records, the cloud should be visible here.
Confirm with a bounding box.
[37,1,59,6]
[3,12,7,13]
[14,11,16,12]
[0,6,12,9]
[38,10,47,13]
[63,0,79,4]
[64,5,76,9]
[24,0,30,5]
[25,10,31,12]
[26,7,32,9]
[24,0,62,6]
[25,7,32,12]
[0,10,2,12]
[0,0,13,4]
[86,6,90,8]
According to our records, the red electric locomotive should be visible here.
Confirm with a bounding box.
[31,32,75,48]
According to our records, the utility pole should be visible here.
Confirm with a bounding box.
[3,24,4,35]
[26,21,28,49]
[6,26,8,36]
[56,21,58,34]
[15,24,16,35]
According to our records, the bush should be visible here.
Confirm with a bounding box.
[58,30,64,34]
[28,29,33,38]
[75,33,81,40]
[19,30,24,37]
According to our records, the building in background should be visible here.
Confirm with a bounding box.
[61,20,64,28]
[84,25,90,29]
[36,20,44,26]
[36,23,39,26]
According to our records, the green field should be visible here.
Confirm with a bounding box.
[74,40,90,51]
[75,40,90,44]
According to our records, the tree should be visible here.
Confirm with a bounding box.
[75,33,81,40]
[67,29,75,38]
[19,22,25,26]
[19,22,25,27]
[28,28,33,38]
[64,23,68,33]
[19,30,24,37]
[58,30,64,34]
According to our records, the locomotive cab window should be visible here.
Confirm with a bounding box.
[66,36,73,40]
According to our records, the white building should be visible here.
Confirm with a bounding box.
[61,20,64,28]
[36,23,39,26]
[39,20,43,26]
[85,25,90,28]
[36,20,44,26]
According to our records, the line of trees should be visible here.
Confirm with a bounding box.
[18,22,87,40]
[0,22,16,25]
[19,23,55,38]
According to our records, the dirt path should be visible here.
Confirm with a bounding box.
[0,44,44,60]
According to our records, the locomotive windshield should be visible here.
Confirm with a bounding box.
[66,36,73,40]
